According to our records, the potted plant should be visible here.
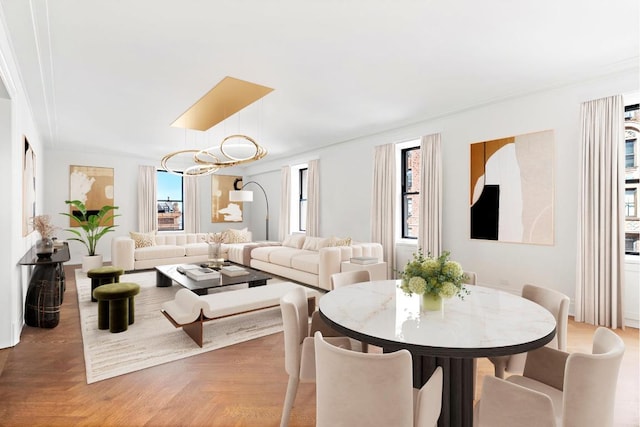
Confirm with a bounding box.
[60,200,119,272]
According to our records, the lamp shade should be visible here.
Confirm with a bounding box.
[229,190,253,202]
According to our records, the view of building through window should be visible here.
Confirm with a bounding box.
[157,170,184,231]
[624,103,639,255]
[401,146,421,239]
[299,168,308,232]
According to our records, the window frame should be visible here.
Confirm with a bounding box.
[156,169,184,232]
[401,146,420,240]
[298,167,308,232]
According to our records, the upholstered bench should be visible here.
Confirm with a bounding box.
[87,266,125,302]
[161,282,319,347]
[93,282,140,333]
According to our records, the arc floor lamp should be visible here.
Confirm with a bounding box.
[229,178,270,240]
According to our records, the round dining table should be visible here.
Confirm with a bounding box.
[319,280,557,427]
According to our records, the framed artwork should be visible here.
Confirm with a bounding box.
[470,130,555,245]
[211,175,243,223]
[22,137,36,236]
[69,165,115,226]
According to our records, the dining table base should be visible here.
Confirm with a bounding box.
[385,348,475,427]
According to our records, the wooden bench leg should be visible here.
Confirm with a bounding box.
[182,321,204,347]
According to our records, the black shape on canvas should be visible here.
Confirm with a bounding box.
[471,185,499,240]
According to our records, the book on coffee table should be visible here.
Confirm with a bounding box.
[185,267,221,281]
[220,265,249,277]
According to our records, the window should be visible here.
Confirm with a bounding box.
[299,168,308,232]
[401,146,421,239]
[156,170,184,231]
[624,103,639,255]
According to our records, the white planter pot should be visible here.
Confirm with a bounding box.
[82,255,103,273]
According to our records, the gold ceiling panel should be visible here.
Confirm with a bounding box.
[171,76,274,131]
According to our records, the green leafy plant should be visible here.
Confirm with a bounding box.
[60,200,119,256]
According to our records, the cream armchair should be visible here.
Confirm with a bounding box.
[476,327,625,427]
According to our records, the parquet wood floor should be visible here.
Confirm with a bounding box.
[0,265,637,426]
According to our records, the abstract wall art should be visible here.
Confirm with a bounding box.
[211,174,243,223]
[470,130,555,245]
[68,165,115,226]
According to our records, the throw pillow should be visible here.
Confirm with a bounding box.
[130,231,156,248]
[223,228,251,244]
[328,236,352,247]
[283,233,306,249]
[302,236,331,251]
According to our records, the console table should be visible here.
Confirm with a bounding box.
[19,242,70,328]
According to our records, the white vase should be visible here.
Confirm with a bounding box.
[82,254,103,273]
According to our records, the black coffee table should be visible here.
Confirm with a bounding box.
[155,263,272,296]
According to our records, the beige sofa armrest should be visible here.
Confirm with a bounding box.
[111,236,135,271]
[522,345,570,391]
[318,247,344,291]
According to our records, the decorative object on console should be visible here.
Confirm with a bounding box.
[230,177,270,240]
[61,200,119,272]
[31,214,57,258]
[162,76,273,176]
[399,250,469,312]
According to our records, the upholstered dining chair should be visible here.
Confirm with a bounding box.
[475,327,625,427]
[330,270,371,290]
[314,331,443,427]
[279,287,352,427]
[488,284,570,378]
[463,271,477,285]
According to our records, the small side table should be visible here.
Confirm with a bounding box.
[341,261,388,281]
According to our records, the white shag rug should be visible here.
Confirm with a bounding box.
[76,269,285,384]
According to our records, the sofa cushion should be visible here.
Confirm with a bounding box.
[183,242,209,256]
[135,244,186,261]
[265,247,306,268]
[130,231,156,248]
[250,246,281,263]
[291,251,320,274]
[283,233,306,249]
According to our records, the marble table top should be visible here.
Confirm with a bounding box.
[319,280,557,358]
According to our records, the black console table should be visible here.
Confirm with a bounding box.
[19,242,70,328]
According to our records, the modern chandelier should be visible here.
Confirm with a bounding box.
[161,76,273,176]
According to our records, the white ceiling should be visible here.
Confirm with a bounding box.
[0,0,638,164]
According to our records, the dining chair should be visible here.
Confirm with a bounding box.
[314,331,443,427]
[330,270,371,290]
[328,270,372,352]
[463,271,477,285]
[279,287,352,427]
[488,284,570,378]
[475,327,625,427]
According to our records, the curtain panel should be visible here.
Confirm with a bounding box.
[183,175,200,233]
[137,165,157,233]
[576,95,625,329]
[371,144,396,279]
[418,133,442,256]
[279,166,291,241]
[306,159,320,237]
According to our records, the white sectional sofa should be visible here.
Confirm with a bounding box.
[248,234,383,291]
[111,230,253,271]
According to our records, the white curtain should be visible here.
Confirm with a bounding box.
[306,159,320,237]
[418,133,442,256]
[576,95,625,329]
[279,166,291,241]
[183,175,200,233]
[371,144,396,279]
[137,165,157,232]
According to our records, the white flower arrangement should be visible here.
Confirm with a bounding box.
[399,250,469,300]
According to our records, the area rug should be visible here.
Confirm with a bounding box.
[76,269,285,384]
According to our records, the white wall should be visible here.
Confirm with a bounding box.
[245,68,640,325]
